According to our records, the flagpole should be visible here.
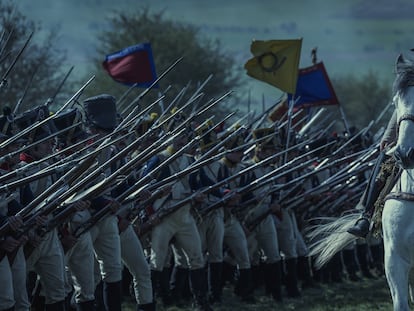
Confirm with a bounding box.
[338,105,350,134]
[283,94,295,164]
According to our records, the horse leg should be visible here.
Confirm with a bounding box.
[409,268,414,304]
[384,249,411,311]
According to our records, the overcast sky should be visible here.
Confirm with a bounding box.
[18,0,414,103]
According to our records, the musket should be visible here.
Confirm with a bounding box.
[191,140,333,218]
[120,57,183,122]
[0,133,99,185]
[70,123,220,237]
[332,121,376,157]
[298,108,327,137]
[153,83,191,127]
[150,154,317,234]
[0,28,13,59]
[0,132,131,194]
[320,145,378,186]
[132,126,321,205]
[188,74,213,103]
[3,81,158,203]
[0,128,179,243]
[243,183,303,232]
[13,63,40,115]
[45,65,74,108]
[120,114,240,204]
[0,75,95,149]
[306,180,367,219]
[0,31,33,89]
[29,89,207,210]
[133,134,322,236]
[0,83,187,239]
[286,162,373,212]
[0,121,83,165]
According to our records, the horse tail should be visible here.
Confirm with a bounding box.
[306,213,359,269]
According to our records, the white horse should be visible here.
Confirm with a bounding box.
[309,53,414,311]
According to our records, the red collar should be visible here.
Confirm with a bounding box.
[20,152,35,163]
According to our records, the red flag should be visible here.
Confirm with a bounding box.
[102,43,157,87]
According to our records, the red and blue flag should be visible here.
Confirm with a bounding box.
[102,42,158,88]
[288,62,339,107]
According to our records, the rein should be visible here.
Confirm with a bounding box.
[397,113,414,132]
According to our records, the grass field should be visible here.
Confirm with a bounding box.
[122,275,393,310]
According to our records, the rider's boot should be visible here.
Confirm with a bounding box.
[347,178,384,238]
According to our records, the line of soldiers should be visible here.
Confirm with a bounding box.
[0,89,388,311]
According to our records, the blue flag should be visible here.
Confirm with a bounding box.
[102,42,158,88]
[288,62,339,107]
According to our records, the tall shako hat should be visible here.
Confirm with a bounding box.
[83,94,118,131]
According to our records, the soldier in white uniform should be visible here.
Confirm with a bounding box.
[82,95,123,311]
[141,112,212,311]
[14,106,68,311]
[242,127,283,301]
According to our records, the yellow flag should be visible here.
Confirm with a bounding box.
[244,39,302,94]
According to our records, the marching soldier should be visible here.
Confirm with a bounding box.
[53,108,97,311]
[0,113,30,311]
[242,127,283,302]
[14,106,68,310]
[188,122,226,305]
[216,127,255,303]
[141,110,212,311]
[82,94,123,311]
[115,119,156,311]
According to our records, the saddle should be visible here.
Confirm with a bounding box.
[371,156,401,237]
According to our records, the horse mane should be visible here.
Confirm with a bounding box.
[393,54,414,96]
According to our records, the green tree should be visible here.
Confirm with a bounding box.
[86,8,243,118]
[0,0,71,114]
[331,71,393,133]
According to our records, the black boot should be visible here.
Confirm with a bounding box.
[221,261,236,288]
[356,244,376,279]
[170,266,191,307]
[45,300,66,311]
[347,217,370,238]
[137,301,156,311]
[151,270,173,307]
[209,262,223,304]
[103,281,122,311]
[265,261,283,302]
[370,243,385,276]
[329,252,344,282]
[298,256,315,289]
[189,268,212,311]
[122,267,134,300]
[251,264,263,289]
[235,268,255,303]
[76,300,95,311]
[94,281,105,311]
[347,161,385,238]
[285,258,301,298]
[342,249,360,281]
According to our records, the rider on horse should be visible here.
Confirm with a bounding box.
[347,110,397,238]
